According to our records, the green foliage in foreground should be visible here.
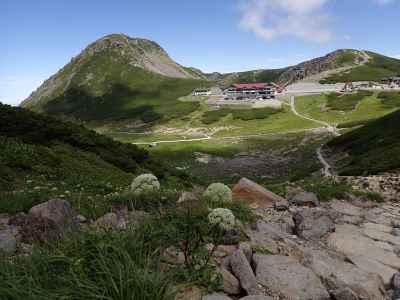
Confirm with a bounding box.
[0,228,175,300]
[0,186,258,299]
[321,52,400,83]
[202,107,281,124]
[377,91,400,109]
[327,91,373,111]
[328,110,400,175]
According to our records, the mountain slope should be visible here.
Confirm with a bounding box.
[215,49,372,85]
[321,51,400,83]
[21,34,210,123]
[327,109,400,175]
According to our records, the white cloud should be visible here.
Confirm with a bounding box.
[393,54,400,59]
[239,0,333,43]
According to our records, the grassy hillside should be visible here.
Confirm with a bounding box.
[321,52,400,83]
[0,103,187,216]
[327,109,400,175]
[22,34,212,124]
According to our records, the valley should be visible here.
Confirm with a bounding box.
[2,32,400,300]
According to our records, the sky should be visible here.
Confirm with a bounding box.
[1,0,400,106]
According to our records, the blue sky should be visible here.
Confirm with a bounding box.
[1,0,400,105]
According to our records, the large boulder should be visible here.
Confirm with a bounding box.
[229,249,261,295]
[232,178,286,209]
[289,192,319,207]
[301,249,387,299]
[253,254,330,300]
[29,199,79,233]
[328,223,400,286]
[293,209,335,240]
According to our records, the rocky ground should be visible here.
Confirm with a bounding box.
[1,177,400,300]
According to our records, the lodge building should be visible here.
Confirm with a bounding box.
[223,83,281,100]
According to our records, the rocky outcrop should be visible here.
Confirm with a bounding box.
[293,208,335,240]
[253,254,330,300]
[232,178,287,209]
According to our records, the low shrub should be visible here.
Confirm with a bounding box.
[203,183,232,204]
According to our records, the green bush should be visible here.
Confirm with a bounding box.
[202,107,280,124]
[377,91,400,109]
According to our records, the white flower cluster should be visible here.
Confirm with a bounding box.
[208,208,236,230]
[203,183,232,203]
[130,174,160,196]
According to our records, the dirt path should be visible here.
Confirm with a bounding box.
[290,95,340,177]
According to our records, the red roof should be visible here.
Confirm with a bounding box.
[232,83,271,89]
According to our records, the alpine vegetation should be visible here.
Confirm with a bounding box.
[203,183,232,203]
[208,208,236,230]
[131,173,160,196]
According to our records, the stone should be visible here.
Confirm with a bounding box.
[329,200,363,217]
[94,212,126,230]
[253,254,330,300]
[0,229,17,254]
[232,178,286,209]
[301,249,387,299]
[219,267,241,295]
[330,287,359,300]
[392,272,400,290]
[202,294,232,300]
[293,209,335,240]
[29,199,79,233]
[328,223,400,286]
[239,243,253,264]
[178,191,198,203]
[273,200,289,211]
[222,228,241,245]
[229,249,261,295]
[289,192,319,207]
[239,297,272,300]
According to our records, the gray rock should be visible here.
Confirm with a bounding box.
[222,228,241,245]
[253,254,330,300]
[76,215,87,223]
[392,228,400,237]
[29,199,79,233]
[229,249,261,295]
[219,267,241,295]
[95,212,126,230]
[0,229,17,254]
[202,293,232,300]
[301,249,387,299]
[274,200,289,211]
[330,287,359,300]
[392,272,400,290]
[239,296,272,300]
[289,192,319,207]
[126,210,150,226]
[239,243,253,264]
[328,223,400,286]
[293,209,335,240]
